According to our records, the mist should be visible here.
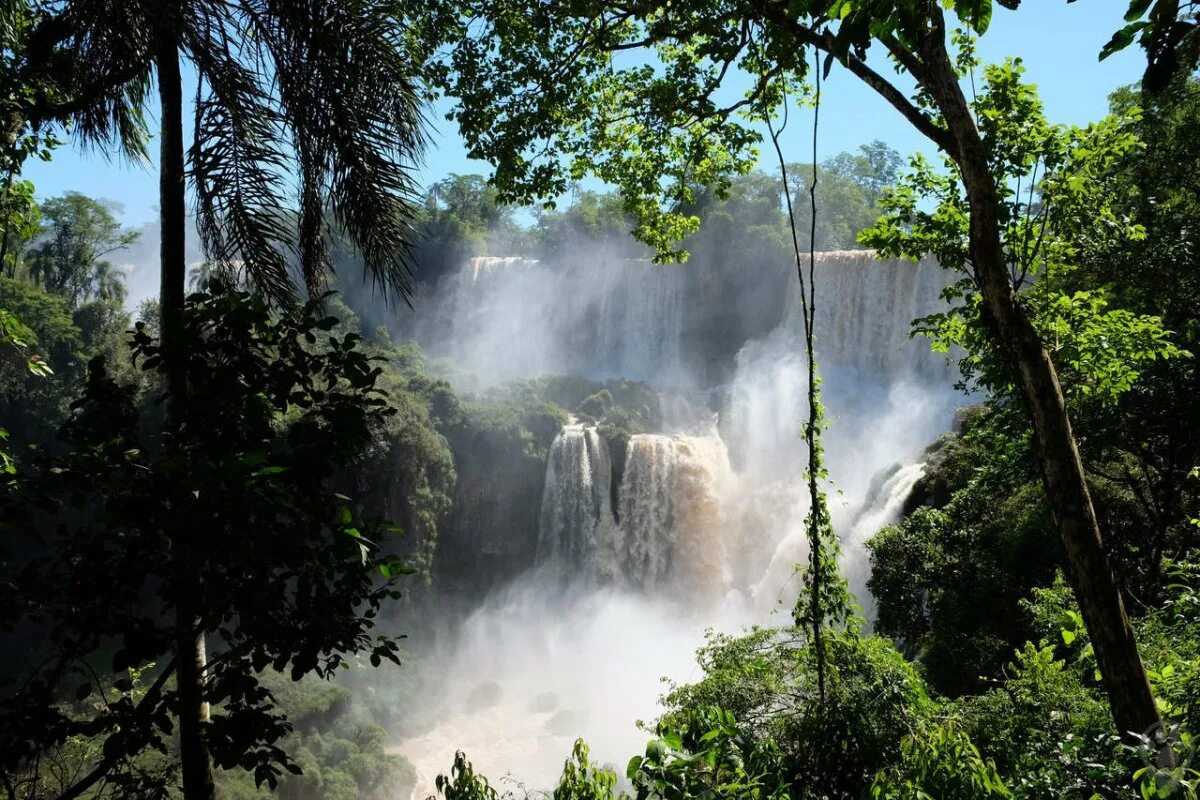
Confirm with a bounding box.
[111,218,206,310]
[379,236,962,796]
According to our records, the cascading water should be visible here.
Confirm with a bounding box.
[612,432,734,597]
[537,422,616,581]
[614,435,678,591]
[392,249,963,798]
[537,426,737,599]
[841,462,929,619]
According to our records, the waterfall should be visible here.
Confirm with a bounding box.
[411,249,951,390]
[413,252,691,386]
[607,432,733,596]
[395,248,964,796]
[537,423,615,580]
[841,462,928,620]
[538,426,736,598]
[802,251,951,381]
[614,435,678,591]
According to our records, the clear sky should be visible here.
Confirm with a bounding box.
[23,1,1145,227]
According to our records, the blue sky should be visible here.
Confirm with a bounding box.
[24,1,1145,227]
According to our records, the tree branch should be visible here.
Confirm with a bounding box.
[53,658,176,800]
[747,0,957,157]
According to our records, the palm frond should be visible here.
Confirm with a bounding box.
[26,0,429,309]
[186,10,297,307]
[249,0,427,303]
[27,0,155,161]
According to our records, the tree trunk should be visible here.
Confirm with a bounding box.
[914,17,1163,742]
[158,36,215,800]
[158,40,186,356]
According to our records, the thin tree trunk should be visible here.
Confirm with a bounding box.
[914,16,1163,742]
[158,40,186,354]
[158,35,215,800]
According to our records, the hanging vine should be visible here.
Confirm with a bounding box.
[763,44,854,704]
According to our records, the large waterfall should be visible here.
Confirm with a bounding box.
[393,248,960,797]
[408,250,950,389]
[539,427,736,599]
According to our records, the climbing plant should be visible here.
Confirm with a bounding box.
[760,47,854,703]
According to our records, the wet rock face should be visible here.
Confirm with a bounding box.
[464,681,503,712]
[434,429,547,600]
[526,691,559,714]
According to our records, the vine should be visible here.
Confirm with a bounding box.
[763,44,854,703]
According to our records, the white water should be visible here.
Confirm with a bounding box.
[537,422,616,582]
[393,250,960,797]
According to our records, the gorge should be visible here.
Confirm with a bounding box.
[383,248,964,796]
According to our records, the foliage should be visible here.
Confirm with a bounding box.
[399,149,896,294]
[415,174,530,283]
[786,141,902,252]
[870,723,1011,800]
[1064,79,1200,604]
[535,191,635,257]
[0,304,53,483]
[0,131,52,280]
[627,707,788,800]
[216,673,408,800]
[350,329,458,581]
[412,0,1154,262]
[1100,0,1200,92]
[867,450,1061,694]
[868,76,1200,701]
[0,284,411,796]
[659,628,933,800]
[957,641,1126,798]
[1128,726,1200,800]
[556,739,624,800]
[863,59,1184,410]
[25,193,137,308]
[0,276,84,428]
[432,751,499,800]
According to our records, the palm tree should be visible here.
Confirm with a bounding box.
[10,3,428,797]
[15,0,425,307]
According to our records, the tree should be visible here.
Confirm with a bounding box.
[26,192,136,308]
[414,173,526,281]
[417,0,1168,740]
[785,141,902,251]
[0,285,410,800]
[1074,78,1200,601]
[0,276,83,431]
[0,305,53,482]
[3,4,431,794]
[4,0,426,304]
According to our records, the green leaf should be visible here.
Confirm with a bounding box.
[1100,21,1148,60]
[955,0,993,35]
[1125,0,1153,22]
